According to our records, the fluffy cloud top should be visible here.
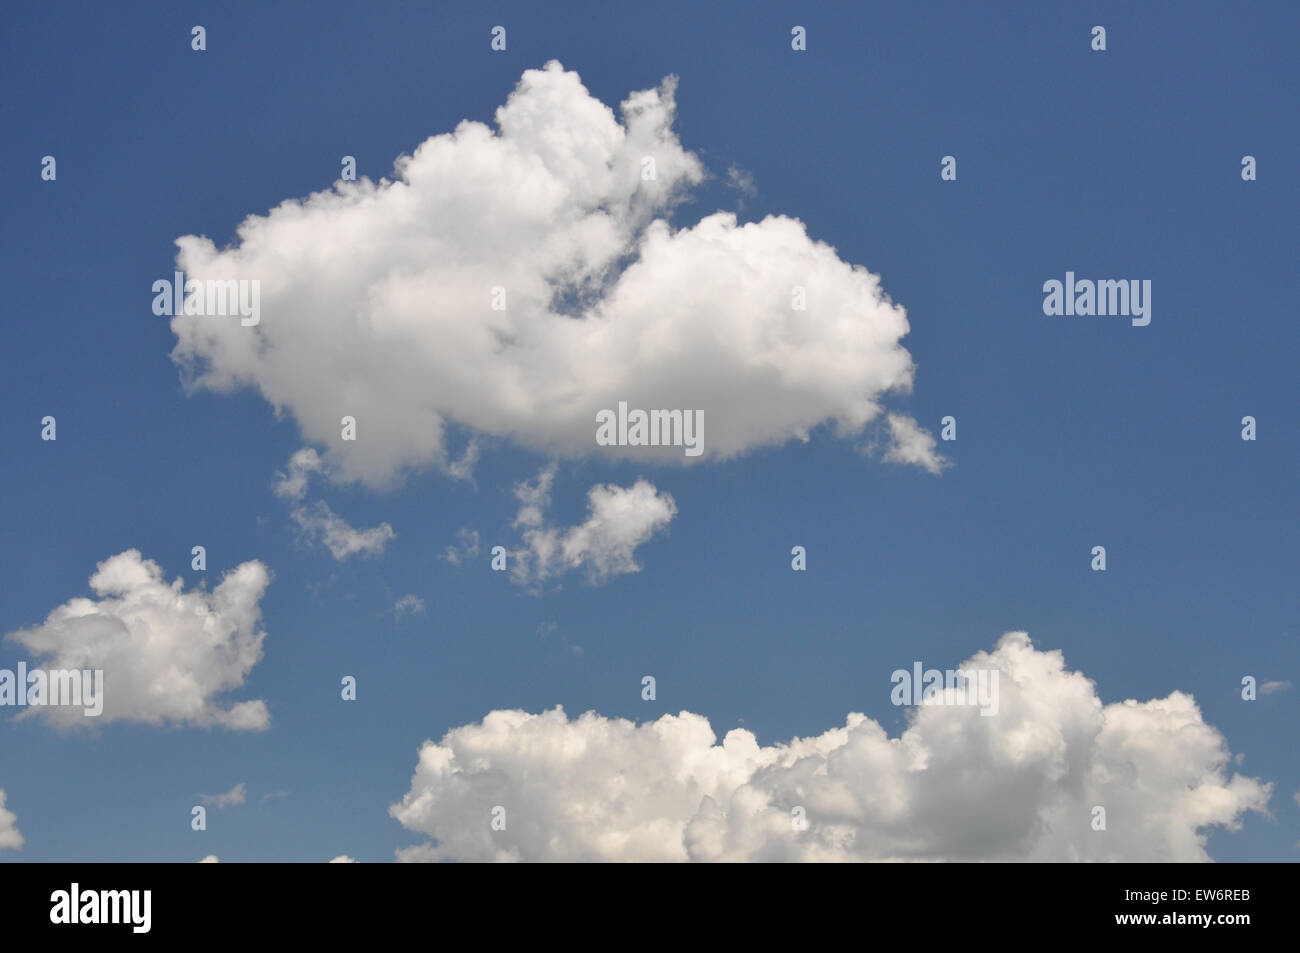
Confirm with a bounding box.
[0,791,22,850]
[509,465,676,587]
[6,550,271,730]
[170,62,926,486]
[390,633,1268,862]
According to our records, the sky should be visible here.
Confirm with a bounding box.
[0,1,1296,862]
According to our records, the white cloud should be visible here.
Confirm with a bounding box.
[440,528,481,566]
[276,450,394,559]
[6,550,271,730]
[200,852,348,862]
[725,164,757,197]
[290,502,395,559]
[0,790,22,850]
[509,465,676,587]
[170,62,926,487]
[445,441,481,484]
[1259,680,1290,696]
[200,783,247,809]
[274,447,323,501]
[393,594,425,619]
[390,632,1269,862]
[882,414,949,475]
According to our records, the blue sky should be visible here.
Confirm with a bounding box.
[1,1,1296,862]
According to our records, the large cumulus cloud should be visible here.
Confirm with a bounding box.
[169,62,930,486]
[6,550,272,730]
[389,633,1268,861]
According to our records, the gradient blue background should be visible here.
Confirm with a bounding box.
[1,0,1296,861]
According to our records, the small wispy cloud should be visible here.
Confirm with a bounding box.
[537,621,583,656]
[440,528,481,566]
[393,595,426,619]
[276,449,394,560]
[881,414,950,476]
[725,164,756,197]
[508,465,676,590]
[291,502,394,560]
[200,783,247,810]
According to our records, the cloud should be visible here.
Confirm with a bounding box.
[290,502,395,559]
[198,855,219,863]
[393,594,425,619]
[440,528,481,566]
[390,633,1269,862]
[0,791,22,850]
[6,550,271,730]
[274,447,323,501]
[725,164,757,197]
[445,441,481,484]
[882,414,949,475]
[276,450,394,559]
[328,855,357,863]
[200,783,247,809]
[170,61,925,487]
[537,621,582,656]
[509,465,676,587]
[1259,680,1290,696]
